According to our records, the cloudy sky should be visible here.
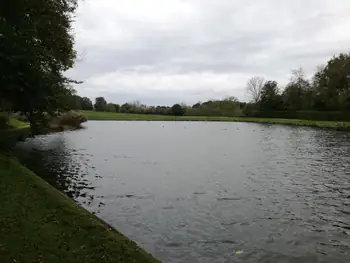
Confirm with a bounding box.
[67,0,350,105]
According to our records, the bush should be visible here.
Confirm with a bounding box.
[171,104,184,116]
[51,111,87,130]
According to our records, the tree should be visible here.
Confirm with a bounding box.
[81,97,93,110]
[171,104,184,116]
[283,68,311,110]
[192,103,201,108]
[106,103,116,112]
[155,106,170,115]
[114,104,120,113]
[312,53,350,110]
[106,103,120,113]
[60,93,81,110]
[260,80,281,110]
[246,77,265,103]
[0,0,79,132]
[120,103,132,113]
[94,97,107,112]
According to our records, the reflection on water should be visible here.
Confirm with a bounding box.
[13,122,350,263]
[12,133,105,213]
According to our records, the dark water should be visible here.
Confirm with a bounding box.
[13,121,350,263]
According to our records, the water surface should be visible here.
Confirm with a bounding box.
[13,121,350,263]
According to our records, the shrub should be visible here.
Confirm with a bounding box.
[52,111,87,130]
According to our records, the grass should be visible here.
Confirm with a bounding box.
[0,118,31,150]
[0,154,160,263]
[81,110,350,130]
[8,118,29,129]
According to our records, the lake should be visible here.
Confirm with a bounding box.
[13,121,350,263]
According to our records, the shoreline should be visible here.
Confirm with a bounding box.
[81,110,350,131]
[0,154,160,263]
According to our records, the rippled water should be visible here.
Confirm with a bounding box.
[13,121,350,263]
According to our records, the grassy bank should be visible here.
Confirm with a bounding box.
[0,118,31,150]
[0,154,160,263]
[81,110,350,130]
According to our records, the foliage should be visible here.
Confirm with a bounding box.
[114,103,120,112]
[171,104,185,116]
[64,94,82,110]
[0,0,79,132]
[105,103,120,113]
[106,103,116,113]
[81,97,93,110]
[120,103,132,113]
[312,53,350,110]
[52,111,87,130]
[243,52,350,114]
[282,68,312,110]
[259,81,282,110]
[187,97,242,117]
[94,97,107,112]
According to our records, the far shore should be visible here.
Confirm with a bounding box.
[81,110,350,131]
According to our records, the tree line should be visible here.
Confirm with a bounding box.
[73,96,242,117]
[76,51,350,120]
[245,52,350,114]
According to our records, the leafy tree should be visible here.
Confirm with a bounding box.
[312,53,350,110]
[0,0,79,132]
[143,106,156,114]
[94,97,107,112]
[171,104,185,116]
[283,68,311,110]
[259,80,281,110]
[155,106,171,115]
[192,103,201,108]
[106,103,118,112]
[64,94,82,110]
[120,103,132,113]
[81,97,93,110]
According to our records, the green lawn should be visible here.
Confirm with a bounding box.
[81,110,350,130]
[0,154,160,263]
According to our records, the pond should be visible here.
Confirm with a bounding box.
[13,121,350,263]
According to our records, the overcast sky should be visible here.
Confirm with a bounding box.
[67,0,350,105]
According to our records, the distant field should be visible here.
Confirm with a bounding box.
[81,110,350,130]
[81,110,243,121]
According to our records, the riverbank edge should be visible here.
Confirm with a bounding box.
[0,126,32,150]
[0,154,160,263]
[81,111,350,131]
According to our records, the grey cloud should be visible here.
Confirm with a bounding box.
[69,0,350,105]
